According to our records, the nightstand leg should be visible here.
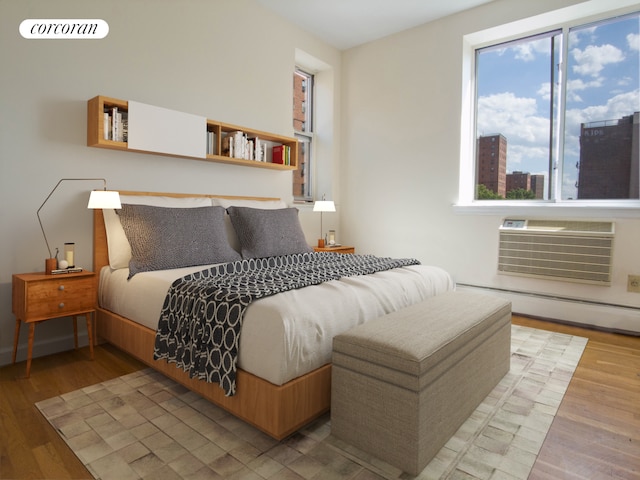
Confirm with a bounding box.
[12,319,21,364]
[86,313,94,360]
[73,315,79,349]
[26,323,35,378]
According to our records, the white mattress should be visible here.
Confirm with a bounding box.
[99,263,454,385]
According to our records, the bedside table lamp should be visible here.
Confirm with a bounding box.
[38,178,121,274]
[313,196,335,248]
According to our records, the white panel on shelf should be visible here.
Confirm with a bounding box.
[128,101,206,158]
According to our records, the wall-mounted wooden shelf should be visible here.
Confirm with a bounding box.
[87,95,298,171]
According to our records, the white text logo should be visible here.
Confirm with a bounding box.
[20,19,109,39]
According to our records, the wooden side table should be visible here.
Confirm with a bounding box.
[314,245,355,254]
[12,270,96,377]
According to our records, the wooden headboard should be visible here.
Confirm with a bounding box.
[92,190,282,274]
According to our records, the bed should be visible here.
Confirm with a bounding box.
[93,191,455,439]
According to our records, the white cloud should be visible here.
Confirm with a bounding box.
[477,92,550,171]
[512,38,550,62]
[571,44,624,77]
[507,144,550,168]
[617,76,633,87]
[569,26,597,49]
[568,77,603,91]
[565,77,604,103]
[537,82,551,101]
[477,92,545,141]
[538,78,603,103]
[628,32,640,51]
[565,89,639,130]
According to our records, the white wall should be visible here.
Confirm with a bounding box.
[0,0,341,364]
[340,0,640,333]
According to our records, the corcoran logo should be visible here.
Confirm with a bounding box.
[19,19,109,39]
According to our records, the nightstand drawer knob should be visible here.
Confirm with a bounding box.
[59,302,65,308]
[58,285,65,291]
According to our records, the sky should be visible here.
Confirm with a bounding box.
[476,13,640,199]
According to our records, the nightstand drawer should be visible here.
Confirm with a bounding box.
[28,278,95,317]
[13,273,96,321]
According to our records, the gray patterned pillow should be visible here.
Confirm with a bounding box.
[227,206,312,259]
[117,204,241,278]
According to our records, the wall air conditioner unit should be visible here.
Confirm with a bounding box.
[498,219,614,285]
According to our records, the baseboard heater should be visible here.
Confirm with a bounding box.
[457,283,639,311]
[498,219,614,285]
[455,282,640,336]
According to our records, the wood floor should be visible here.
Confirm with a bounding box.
[0,315,638,479]
[513,317,640,480]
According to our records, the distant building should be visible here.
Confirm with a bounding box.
[530,174,544,199]
[477,134,507,197]
[578,112,639,199]
[506,171,545,199]
[477,134,546,199]
[506,171,530,192]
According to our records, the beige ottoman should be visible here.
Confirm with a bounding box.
[331,290,511,476]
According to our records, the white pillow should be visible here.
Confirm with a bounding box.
[103,195,212,269]
[210,198,287,209]
[210,197,288,251]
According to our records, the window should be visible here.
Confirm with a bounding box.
[473,11,640,202]
[293,67,313,201]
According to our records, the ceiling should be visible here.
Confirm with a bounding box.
[256,0,495,50]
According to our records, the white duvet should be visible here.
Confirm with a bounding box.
[99,263,454,385]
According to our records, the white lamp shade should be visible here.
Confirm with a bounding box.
[87,190,121,209]
[313,200,336,212]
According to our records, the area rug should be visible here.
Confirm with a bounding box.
[36,325,587,480]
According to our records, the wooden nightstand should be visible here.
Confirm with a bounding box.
[12,271,96,377]
[314,245,355,254]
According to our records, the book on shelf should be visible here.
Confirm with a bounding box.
[221,131,266,161]
[221,134,232,156]
[103,112,111,140]
[120,111,128,142]
[247,138,255,160]
[207,131,217,155]
[111,107,118,141]
[233,131,246,159]
[103,106,128,142]
[223,131,246,159]
[248,137,265,162]
[272,144,291,165]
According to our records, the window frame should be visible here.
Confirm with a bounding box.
[456,1,640,217]
[293,67,314,202]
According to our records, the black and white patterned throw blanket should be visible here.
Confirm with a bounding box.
[154,251,420,396]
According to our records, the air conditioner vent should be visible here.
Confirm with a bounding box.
[524,219,614,234]
[498,219,614,285]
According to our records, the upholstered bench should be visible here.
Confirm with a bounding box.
[331,290,511,476]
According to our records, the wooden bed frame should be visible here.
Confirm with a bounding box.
[92,191,331,440]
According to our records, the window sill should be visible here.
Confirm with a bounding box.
[452,200,640,218]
